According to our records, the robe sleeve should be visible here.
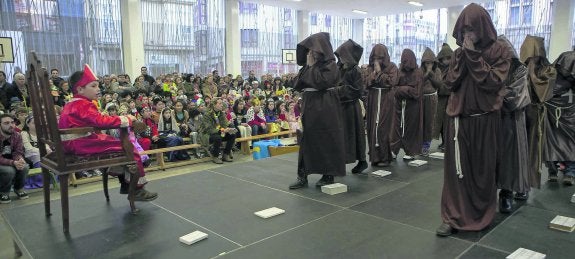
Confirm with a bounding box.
[463,46,510,94]
[503,65,531,112]
[446,48,468,92]
[429,68,444,90]
[71,101,132,129]
[338,67,364,102]
[395,72,423,100]
[296,62,339,91]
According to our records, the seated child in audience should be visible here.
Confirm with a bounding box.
[263,99,280,133]
[246,99,267,136]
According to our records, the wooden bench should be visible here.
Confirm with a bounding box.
[139,143,211,171]
[236,130,296,155]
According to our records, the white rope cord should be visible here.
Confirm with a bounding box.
[375,89,382,147]
[401,100,406,137]
[454,116,463,179]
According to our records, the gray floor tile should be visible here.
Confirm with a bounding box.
[220,210,472,259]
[479,205,575,258]
[151,171,340,245]
[2,191,239,259]
[457,244,509,259]
[211,157,409,208]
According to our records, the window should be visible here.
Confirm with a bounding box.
[239,2,257,14]
[509,6,520,26]
[13,0,61,32]
[241,29,258,48]
[310,14,317,25]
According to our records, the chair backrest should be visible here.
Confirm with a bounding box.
[26,52,135,175]
[26,52,67,172]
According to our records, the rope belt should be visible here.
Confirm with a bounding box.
[303,87,335,92]
[375,88,382,147]
[401,100,406,137]
[423,91,437,96]
[454,116,463,179]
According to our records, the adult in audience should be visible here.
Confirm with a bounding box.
[0,114,29,204]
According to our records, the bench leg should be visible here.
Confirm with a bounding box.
[158,153,165,170]
[241,142,250,155]
[42,168,52,217]
[59,174,70,233]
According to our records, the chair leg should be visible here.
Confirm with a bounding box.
[59,174,70,233]
[103,169,109,201]
[127,165,139,214]
[42,168,52,217]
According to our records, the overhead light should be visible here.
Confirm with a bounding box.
[408,1,424,7]
[352,9,368,15]
[292,0,302,2]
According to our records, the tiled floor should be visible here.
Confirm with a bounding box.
[1,150,575,259]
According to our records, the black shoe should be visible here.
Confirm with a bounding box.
[563,175,575,186]
[514,192,529,200]
[548,174,559,182]
[0,193,11,204]
[436,223,454,237]
[14,190,29,200]
[351,161,368,174]
[289,176,308,189]
[499,196,513,214]
[315,175,335,187]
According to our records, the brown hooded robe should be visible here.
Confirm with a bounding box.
[391,49,424,156]
[421,47,442,144]
[365,44,399,164]
[545,51,575,162]
[433,44,454,141]
[440,3,512,231]
[294,32,346,176]
[496,36,532,193]
[520,35,556,188]
[335,39,367,164]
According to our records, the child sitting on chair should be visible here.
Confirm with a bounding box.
[58,65,158,201]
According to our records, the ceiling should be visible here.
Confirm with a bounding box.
[244,0,488,18]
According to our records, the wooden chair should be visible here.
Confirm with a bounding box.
[26,52,140,233]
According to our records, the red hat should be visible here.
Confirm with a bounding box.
[73,64,98,90]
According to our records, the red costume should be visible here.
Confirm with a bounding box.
[58,65,148,186]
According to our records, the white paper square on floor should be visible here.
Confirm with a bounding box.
[571,193,575,203]
[506,247,546,259]
[254,207,285,219]
[179,231,208,245]
[321,183,348,195]
[429,152,444,159]
[408,160,428,167]
[549,215,575,232]
[372,170,392,177]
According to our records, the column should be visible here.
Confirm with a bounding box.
[549,0,575,61]
[297,10,310,43]
[352,19,364,64]
[225,0,241,76]
[446,5,464,48]
[120,0,145,79]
